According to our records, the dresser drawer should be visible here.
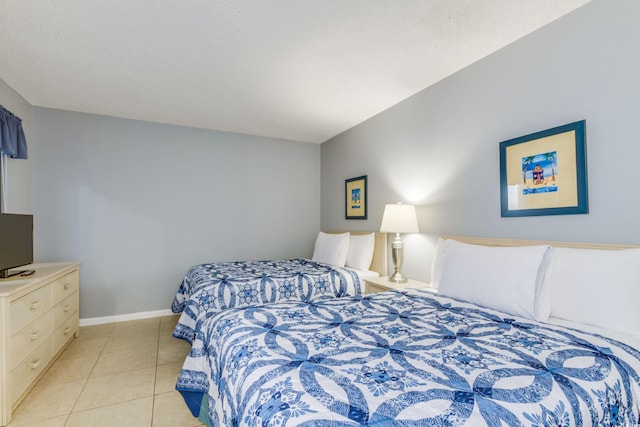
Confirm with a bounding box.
[10,311,53,370]
[9,286,53,335]
[10,336,52,403]
[53,292,79,329]
[53,314,78,355]
[52,271,79,305]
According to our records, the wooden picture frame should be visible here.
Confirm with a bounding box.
[499,120,588,217]
[345,175,367,219]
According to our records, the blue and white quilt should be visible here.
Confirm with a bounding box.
[171,258,362,343]
[177,289,640,426]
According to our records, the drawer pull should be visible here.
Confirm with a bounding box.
[64,326,73,335]
[30,301,40,310]
[30,359,41,370]
[64,304,71,312]
[30,330,40,341]
[64,283,71,290]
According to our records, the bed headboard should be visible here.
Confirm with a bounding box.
[327,231,388,276]
[442,235,639,250]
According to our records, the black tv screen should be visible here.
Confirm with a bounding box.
[0,213,33,278]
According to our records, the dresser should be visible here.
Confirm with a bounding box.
[0,262,80,426]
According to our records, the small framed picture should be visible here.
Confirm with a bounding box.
[345,175,367,220]
[499,120,588,217]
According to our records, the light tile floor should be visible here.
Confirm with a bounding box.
[7,315,205,427]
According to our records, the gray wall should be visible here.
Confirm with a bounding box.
[8,0,639,317]
[321,0,640,282]
[0,78,32,214]
[32,108,320,318]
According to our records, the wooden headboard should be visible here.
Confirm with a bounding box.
[327,231,388,276]
[443,235,639,250]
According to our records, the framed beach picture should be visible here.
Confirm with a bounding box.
[345,175,368,219]
[499,120,588,217]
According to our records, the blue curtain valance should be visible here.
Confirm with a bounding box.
[0,105,28,159]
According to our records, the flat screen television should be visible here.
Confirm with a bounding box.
[0,213,34,278]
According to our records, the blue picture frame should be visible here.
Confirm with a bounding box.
[499,120,588,217]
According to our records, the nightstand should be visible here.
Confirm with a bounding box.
[364,276,437,294]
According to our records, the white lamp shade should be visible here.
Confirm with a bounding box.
[380,203,419,233]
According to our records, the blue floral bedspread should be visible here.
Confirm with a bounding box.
[176,289,640,426]
[171,258,361,343]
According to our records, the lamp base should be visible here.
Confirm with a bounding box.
[389,233,408,283]
[388,270,408,283]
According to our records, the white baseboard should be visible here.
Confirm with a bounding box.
[80,308,175,327]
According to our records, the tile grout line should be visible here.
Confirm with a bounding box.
[150,320,163,427]
[64,324,114,425]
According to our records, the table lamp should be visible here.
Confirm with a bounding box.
[380,203,419,283]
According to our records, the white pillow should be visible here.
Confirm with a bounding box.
[437,240,552,321]
[430,237,453,288]
[346,233,375,271]
[312,232,350,267]
[550,247,640,336]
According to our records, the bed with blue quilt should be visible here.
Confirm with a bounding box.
[171,258,364,343]
[175,237,640,426]
[171,232,385,344]
[176,289,640,426]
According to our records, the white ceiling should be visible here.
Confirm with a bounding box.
[0,0,590,144]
